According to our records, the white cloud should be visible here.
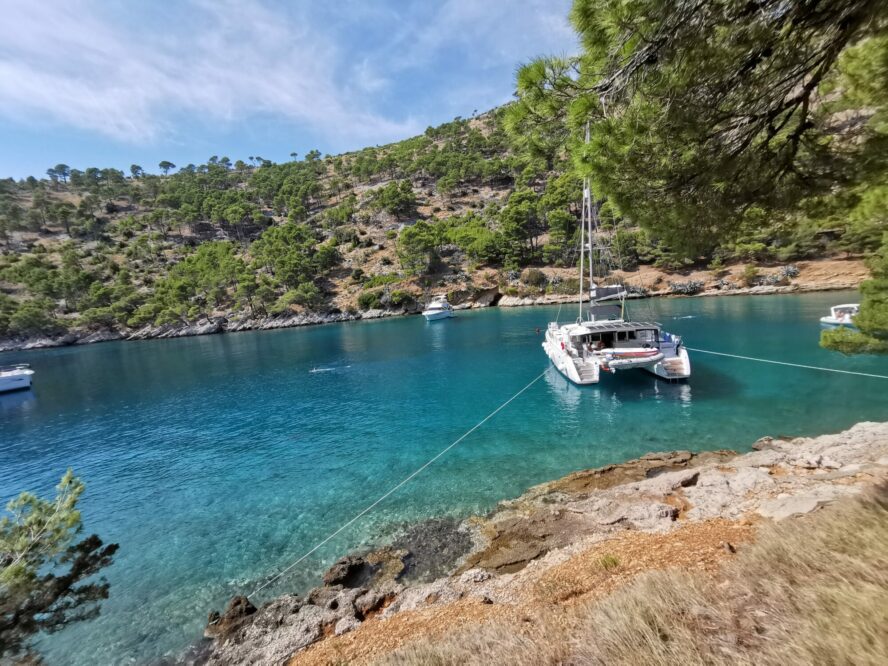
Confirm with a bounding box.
[386,0,576,71]
[0,0,575,148]
[0,0,418,145]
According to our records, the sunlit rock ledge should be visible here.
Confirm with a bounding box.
[199,421,888,665]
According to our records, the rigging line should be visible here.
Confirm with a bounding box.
[248,369,549,599]
[686,347,888,380]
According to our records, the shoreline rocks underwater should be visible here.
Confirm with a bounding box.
[196,421,888,665]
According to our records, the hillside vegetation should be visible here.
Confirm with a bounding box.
[1,2,886,347]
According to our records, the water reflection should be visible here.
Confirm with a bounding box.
[544,364,693,407]
[0,389,37,415]
[425,317,450,352]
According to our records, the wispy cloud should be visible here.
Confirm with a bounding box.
[0,0,418,145]
[0,0,575,149]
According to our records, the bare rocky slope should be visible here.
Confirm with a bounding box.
[198,421,888,665]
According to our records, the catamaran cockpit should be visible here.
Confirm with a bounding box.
[563,321,665,356]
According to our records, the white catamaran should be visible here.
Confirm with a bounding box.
[542,176,691,385]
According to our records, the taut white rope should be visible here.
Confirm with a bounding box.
[686,347,888,380]
[248,369,548,598]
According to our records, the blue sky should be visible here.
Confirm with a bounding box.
[0,0,576,179]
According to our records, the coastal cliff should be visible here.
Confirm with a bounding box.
[0,256,868,353]
[200,421,888,665]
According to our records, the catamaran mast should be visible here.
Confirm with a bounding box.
[579,123,593,322]
[578,184,585,322]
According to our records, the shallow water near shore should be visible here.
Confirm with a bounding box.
[2,291,887,664]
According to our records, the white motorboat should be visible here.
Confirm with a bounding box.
[422,296,455,321]
[0,364,34,393]
[542,141,690,385]
[820,303,859,328]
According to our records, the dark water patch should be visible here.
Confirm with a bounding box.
[390,517,473,583]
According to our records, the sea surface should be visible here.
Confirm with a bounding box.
[2,291,887,664]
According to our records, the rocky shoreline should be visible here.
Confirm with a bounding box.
[0,278,862,354]
[197,421,888,665]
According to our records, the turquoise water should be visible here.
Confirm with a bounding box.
[2,291,887,664]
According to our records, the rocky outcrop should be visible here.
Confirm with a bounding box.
[322,555,378,588]
[199,422,888,665]
[496,293,580,308]
[203,582,402,665]
[0,311,363,352]
[204,596,257,640]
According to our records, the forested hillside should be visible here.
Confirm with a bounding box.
[1,2,885,350]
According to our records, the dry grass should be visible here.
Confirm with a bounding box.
[295,520,750,666]
[379,486,888,665]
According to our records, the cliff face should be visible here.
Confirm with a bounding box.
[200,422,888,665]
[0,256,869,353]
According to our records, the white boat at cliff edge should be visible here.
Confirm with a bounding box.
[422,296,455,321]
[0,364,35,393]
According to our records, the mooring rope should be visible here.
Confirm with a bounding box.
[686,347,888,380]
[248,369,548,598]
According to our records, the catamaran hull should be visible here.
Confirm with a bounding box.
[543,332,691,385]
[642,347,691,380]
[542,336,600,385]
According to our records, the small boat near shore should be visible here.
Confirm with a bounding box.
[820,303,859,328]
[422,296,455,321]
[0,364,35,393]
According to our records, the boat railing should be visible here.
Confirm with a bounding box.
[0,363,31,372]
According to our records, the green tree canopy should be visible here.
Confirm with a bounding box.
[1,471,118,660]
[510,0,887,254]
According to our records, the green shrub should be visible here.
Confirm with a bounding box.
[78,307,116,329]
[357,289,383,310]
[549,277,580,295]
[271,283,321,313]
[821,327,888,354]
[6,299,66,337]
[521,268,548,287]
[363,273,400,288]
[741,264,760,287]
[388,290,414,308]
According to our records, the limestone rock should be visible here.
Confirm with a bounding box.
[458,569,492,585]
[355,589,386,617]
[323,555,378,588]
[334,615,361,636]
[204,595,257,640]
[758,495,823,520]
